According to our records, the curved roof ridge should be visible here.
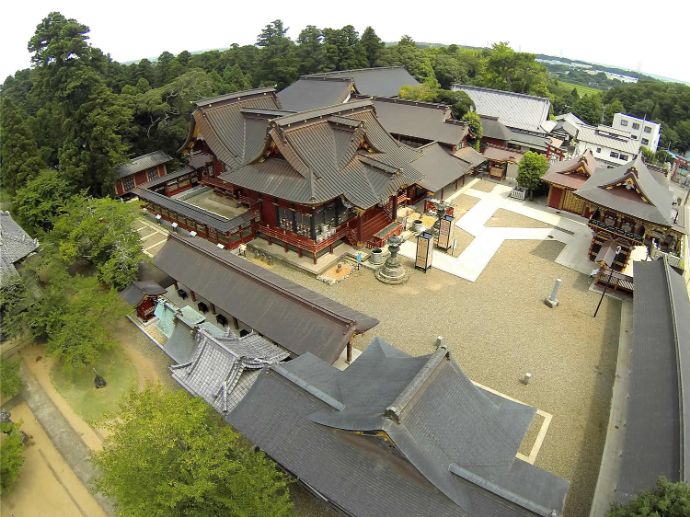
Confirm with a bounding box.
[274,99,373,127]
[195,87,276,107]
[385,346,449,423]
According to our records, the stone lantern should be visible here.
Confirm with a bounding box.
[375,235,408,284]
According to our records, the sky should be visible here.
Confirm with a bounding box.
[2,0,689,84]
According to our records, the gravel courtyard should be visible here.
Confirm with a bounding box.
[252,237,621,517]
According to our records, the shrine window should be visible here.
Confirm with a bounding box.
[147,168,158,181]
[122,176,134,191]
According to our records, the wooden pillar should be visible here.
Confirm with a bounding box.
[357,213,363,242]
[210,303,216,315]
[346,341,352,363]
[313,251,317,265]
[291,209,297,233]
[173,280,179,290]
[392,195,398,220]
[231,316,239,330]
[309,212,317,241]
[190,290,197,302]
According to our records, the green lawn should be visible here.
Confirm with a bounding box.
[560,80,602,97]
[51,345,138,425]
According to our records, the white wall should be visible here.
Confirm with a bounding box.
[612,113,661,152]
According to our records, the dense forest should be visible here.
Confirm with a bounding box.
[2,12,690,199]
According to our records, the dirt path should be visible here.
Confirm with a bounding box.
[0,401,108,517]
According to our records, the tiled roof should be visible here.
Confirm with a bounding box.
[116,150,172,179]
[172,327,288,414]
[479,115,513,141]
[133,188,257,233]
[509,130,550,151]
[0,211,38,279]
[574,156,674,225]
[213,101,423,209]
[413,143,474,192]
[611,259,690,502]
[542,150,597,190]
[277,77,353,112]
[453,146,487,168]
[574,125,640,155]
[453,85,550,133]
[305,66,420,97]
[483,146,524,163]
[228,338,569,516]
[136,165,194,190]
[371,97,467,147]
[154,235,378,364]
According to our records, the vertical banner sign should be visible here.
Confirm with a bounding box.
[415,231,434,271]
[437,215,453,250]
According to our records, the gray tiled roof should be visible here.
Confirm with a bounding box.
[277,77,353,112]
[371,97,468,147]
[453,146,487,168]
[172,327,288,414]
[573,124,639,155]
[133,188,257,233]
[0,211,38,279]
[228,338,569,516]
[215,101,423,209]
[453,85,550,133]
[119,281,167,306]
[154,235,379,364]
[136,165,194,190]
[613,259,690,502]
[413,143,474,192]
[116,150,172,179]
[574,156,673,225]
[305,66,420,97]
[509,130,550,151]
[479,115,514,141]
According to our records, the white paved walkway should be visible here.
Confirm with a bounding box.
[399,180,596,282]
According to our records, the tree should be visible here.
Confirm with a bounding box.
[360,26,384,67]
[436,89,475,119]
[0,422,25,495]
[607,477,690,516]
[49,196,145,289]
[12,170,76,235]
[516,151,549,199]
[0,276,30,343]
[478,43,550,97]
[604,99,625,126]
[255,20,298,89]
[0,97,44,193]
[46,275,130,370]
[640,145,656,163]
[573,93,604,125]
[95,385,293,517]
[27,12,132,195]
[0,355,23,399]
[462,111,483,148]
[296,25,324,75]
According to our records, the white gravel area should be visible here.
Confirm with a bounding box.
[254,237,620,517]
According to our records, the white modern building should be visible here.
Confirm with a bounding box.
[554,113,641,167]
[612,113,661,152]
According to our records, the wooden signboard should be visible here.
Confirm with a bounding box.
[415,231,434,272]
[437,214,454,250]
